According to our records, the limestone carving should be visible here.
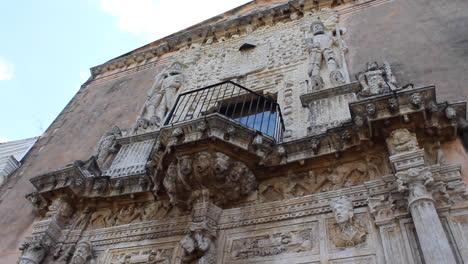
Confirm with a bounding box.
[96,126,122,165]
[89,208,115,228]
[259,161,370,202]
[307,20,345,90]
[70,240,94,264]
[18,236,50,264]
[357,61,397,97]
[387,98,399,112]
[45,197,73,222]
[368,194,396,222]
[231,229,313,259]
[134,62,185,134]
[72,207,92,229]
[162,151,256,210]
[385,128,419,155]
[395,167,435,204]
[180,222,216,264]
[424,140,446,165]
[410,92,423,108]
[329,196,367,248]
[115,204,141,225]
[52,244,75,264]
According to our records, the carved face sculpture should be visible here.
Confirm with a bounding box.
[195,152,211,175]
[179,156,193,176]
[121,204,135,217]
[366,103,376,116]
[180,235,196,254]
[410,93,422,106]
[311,21,325,35]
[214,153,230,175]
[332,197,354,224]
[228,163,244,182]
[162,69,183,90]
[445,107,456,120]
[387,98,399,111]
[70,241,91,264]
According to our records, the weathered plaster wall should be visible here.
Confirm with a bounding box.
[343,0,468,102]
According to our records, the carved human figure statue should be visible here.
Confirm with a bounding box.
[357,61,398,97]
[70,240,93,264]
[307,20,346,90]
[134,62,185,134]
[95,126,122,165]
[329,196,367,248]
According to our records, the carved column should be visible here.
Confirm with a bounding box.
[387,129,457,264]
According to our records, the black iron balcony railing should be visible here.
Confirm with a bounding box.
[164,81,285,141]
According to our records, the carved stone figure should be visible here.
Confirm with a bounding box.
[387,98,399,112]
[45,197,73,222]
[410,92,423,107]
[134,62,185,134]
[329,196,367,248]
[18,236,50,264]
[147,250,170,264]
[163,151,256,211]
[386,128,419,155]
[53,245,75,264]
[307,20,345,90]
[357,61,397,97]
[96,126,122,165]
[70,240,93,264]
[72,206,92,229]
[116,204,140,225]
[180,222,216,264]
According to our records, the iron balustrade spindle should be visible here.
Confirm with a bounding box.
[164,81,285,141]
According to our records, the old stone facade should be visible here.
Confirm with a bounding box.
[2,0,468,263]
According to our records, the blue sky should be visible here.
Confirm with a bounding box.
[0,0,250,142]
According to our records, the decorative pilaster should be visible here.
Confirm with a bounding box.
[387,129,457,264]
[368,194,411,263]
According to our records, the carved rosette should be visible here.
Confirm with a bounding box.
[163,151,257,211]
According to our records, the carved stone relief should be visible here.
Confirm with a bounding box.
[104,246,174,264]
[180,221,216,264]
[96,126,122,166]
[356,61,398,98]
[87,200,172,229]
[385,128,419,155]
[259,157,389,202]
[230,228,315,260]
[328,197,368,249]
[134,62,186,134]
[70,240,94,264]
[306,19,346,90]
[162,151,257,211]
[18,235,51,264]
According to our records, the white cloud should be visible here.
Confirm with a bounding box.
[0,136,8,143]
[80,71,90,82]
[97,0,251,41]
[0,57,14,81]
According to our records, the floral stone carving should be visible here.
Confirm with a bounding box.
[162,151,257,211]
[329,196,367,248]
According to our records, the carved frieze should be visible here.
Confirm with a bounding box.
[230,228,315,260]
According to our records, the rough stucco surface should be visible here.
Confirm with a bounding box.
[1,0,468,262]
[0,66,162,261]
[343,0,468,103]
